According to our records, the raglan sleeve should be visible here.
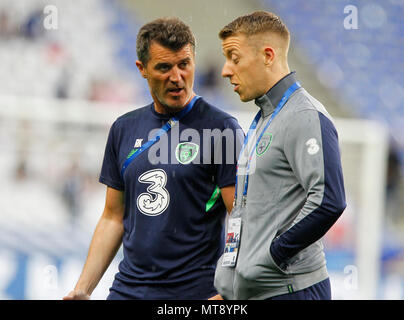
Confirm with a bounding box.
[214,117,245,188]
[270,109,346,269]
[99,120,125,191]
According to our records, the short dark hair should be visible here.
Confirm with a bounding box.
[136,17,196,65]
[219,11,290,42]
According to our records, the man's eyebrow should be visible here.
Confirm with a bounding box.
[179,57,191,63]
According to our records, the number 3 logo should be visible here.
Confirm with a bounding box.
[137,169,170,216]
[306,138,320,155]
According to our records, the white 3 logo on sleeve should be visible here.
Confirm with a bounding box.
[306,138,320,155]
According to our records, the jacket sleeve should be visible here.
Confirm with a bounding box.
[270,109,346,269]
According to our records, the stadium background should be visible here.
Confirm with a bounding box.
[0,0,403,299]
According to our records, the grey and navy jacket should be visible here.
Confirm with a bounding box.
[214,72,346,300]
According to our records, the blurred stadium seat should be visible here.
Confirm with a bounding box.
[260,0,404,167]
[0,0,149,104]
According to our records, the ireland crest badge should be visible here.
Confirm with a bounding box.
[256,133,273,156]
[175,142,199,164]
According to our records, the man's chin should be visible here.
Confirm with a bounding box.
[166,94,192,108]
[166,100,186,109]
[161,99,187,112]
[239,94,252,103]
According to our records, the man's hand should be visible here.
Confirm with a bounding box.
[63,290,90,300]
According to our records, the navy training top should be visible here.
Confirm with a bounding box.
[99,97,244,299]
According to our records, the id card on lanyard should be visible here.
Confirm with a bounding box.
[222,81,301,268]
[222,217,242,267]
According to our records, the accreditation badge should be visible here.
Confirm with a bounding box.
[222,217,241,267]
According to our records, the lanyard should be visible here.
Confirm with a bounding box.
[120,95,201,177]
[235,81,301,206]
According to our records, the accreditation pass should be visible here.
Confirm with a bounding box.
[222,218,241,267]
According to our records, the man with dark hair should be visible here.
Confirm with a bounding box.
[214,11,346,300]
[136,18,196,66]
[63,17,243,300]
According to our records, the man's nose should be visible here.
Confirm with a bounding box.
[221,61,232,78]
[169,66,181,83]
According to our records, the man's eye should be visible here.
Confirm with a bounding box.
[179,62,188,69]
[231,56,239,64]
[158,65,170,72]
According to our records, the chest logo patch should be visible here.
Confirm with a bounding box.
[137,169,170,216]
[175,142,199,164]
[256,133,273,156]
[134,139,143,148]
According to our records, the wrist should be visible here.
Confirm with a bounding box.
[74,283,92,297]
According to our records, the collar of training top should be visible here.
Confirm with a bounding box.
[254,71,298,118]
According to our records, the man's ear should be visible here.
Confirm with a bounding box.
[263,46,276,67]
[136,60,147,78]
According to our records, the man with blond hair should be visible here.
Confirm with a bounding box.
[214,11,346,300]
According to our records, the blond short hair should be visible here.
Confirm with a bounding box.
[219,11,290,43]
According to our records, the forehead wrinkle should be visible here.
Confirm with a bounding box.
[222,34,255,56]
[149,42,194,65]
[222,43,240,57]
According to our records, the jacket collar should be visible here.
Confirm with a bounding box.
[254,72,298,118]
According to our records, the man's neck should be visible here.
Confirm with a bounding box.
[265,68,291,93]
